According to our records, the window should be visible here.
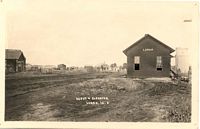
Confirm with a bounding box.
[135,64,140,70]
[134,56,140,64]
[134,56,140,70]
[156,56,162,71]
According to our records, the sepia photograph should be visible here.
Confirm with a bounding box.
[1,0,199,128]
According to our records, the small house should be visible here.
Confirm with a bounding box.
[123,34,174,78]
[5,49,26,73]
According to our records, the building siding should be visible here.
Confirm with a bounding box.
[124,35,174,78]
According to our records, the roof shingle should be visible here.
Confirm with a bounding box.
[6,49,23,59]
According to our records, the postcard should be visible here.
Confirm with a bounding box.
[0,0,199,129]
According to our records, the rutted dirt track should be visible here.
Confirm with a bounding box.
[5,72,191,122]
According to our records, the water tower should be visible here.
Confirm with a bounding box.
[175,48,190,74]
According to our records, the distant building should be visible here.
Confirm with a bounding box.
[100,63,110,72]
[67,66,79,71]
[84,66,94,72]
[110,63,118,72]
[175,48,190,74]
[30,65,41,72]
[58,64,66,70]
[41,65,56,74]
[5,49,26,73]
[123,34,174,78]
[26,63,32,71]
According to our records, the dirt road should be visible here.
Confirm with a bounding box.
[5,72,191,122]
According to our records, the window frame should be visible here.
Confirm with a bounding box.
[156,56,163,71]
[134,56,140,70]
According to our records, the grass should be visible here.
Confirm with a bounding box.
[140,81,191,122]
[5,72,191,122]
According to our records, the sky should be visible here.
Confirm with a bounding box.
[5,0,199,66]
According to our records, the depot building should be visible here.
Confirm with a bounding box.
[123,34,174,78]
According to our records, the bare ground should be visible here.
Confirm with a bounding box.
[5,72,191,122]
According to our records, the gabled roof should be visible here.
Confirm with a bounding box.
[5,49,24,60]
[123,34,175,55]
